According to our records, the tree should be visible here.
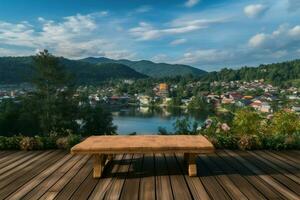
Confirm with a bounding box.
[232,108,262,136]
[78,101,116,136]
[267,110,300,135]
[32,50,78,135]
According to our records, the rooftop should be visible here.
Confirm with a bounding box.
[0,150,299,199]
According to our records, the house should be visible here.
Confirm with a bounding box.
[235,99,252,107]
[260,102,272,113]
[229,92,243,100]
[138,95,152,106]
[222,97,234,104]
[250,100,262,110]
[156,83,169,97]
[292,105,300,112]
[108,96,130,106]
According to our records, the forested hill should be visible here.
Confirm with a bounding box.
[201,59,300,87]
[0,57,147,85]
[80,57,207,78]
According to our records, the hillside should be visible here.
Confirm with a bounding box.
[80,57,207,78]
[0,57,147,85]
[201,59,300,87]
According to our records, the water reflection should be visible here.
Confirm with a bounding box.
[111,106,212,134]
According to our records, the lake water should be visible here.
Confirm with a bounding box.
[112,106,212,134]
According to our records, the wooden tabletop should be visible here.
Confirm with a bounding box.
[71,135,214,154]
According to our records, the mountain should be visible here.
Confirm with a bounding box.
[80,57,207,78]
[201,59,300,87]
[0,57,147,85]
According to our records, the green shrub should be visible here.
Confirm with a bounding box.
[67,134,82,148]
[214,134,238,149]
[6,136,22,149]
[0,136,7,150]
[56,134,82,149]
[238,135,262,150]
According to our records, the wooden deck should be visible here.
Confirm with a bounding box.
[0,150,299,200]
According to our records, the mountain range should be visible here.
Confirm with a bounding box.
[0,56,206,85]
[80,57,206,78]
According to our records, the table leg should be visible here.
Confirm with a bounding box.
[93,154,104,178]
[188,153,197,177]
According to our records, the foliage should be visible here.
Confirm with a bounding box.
[199,109,300,150]
[266,111,300,135]
[158,127,169,135]
[232,108,262,136]
[0,134,82,150]
[78,102,117,136]
[173,117,198,135]
[0,50,117,137]
[200,59,300,87]
[0,56,147,85]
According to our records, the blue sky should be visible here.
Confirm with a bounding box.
[0,0,300,71]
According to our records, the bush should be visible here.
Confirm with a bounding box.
[0,134,82,150]
[5,136,22,149]
[213,134,238,149]
[238,135,262,150]
[56,134,82,149]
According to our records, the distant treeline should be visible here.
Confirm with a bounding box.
[201,59,300,87]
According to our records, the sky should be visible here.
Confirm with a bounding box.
[0,0,300,71]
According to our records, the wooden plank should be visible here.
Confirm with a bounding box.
[264,151,300,172]
[225,150,299,200]
[71,135,214,154]
[217,150,284,199]
[0,151,22,164]
[69,170,99,200]
[0,151,65,200]
[0,151,57,188]
[54,158,94,200]
[274,151,300,166]
[0,151,53,184]
[139,154,156,200]
[104,154,133,200]
[249,151,300,184]
[240,151,300,196]
[199,154,248,200]
[208,151,265,200]
[6,153,74,199]
[119,154,143,200]
[165,153,192,200]
[39,155,90,200]
[22,154,85,200]
[155,153,174,200]
[0,151,41,175]
[196,153,231,200]
[175,154,210,200]
[88,154,124,200]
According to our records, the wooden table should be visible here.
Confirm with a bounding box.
[71,135,214,178]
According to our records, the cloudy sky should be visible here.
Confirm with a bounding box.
[0,0,300,71]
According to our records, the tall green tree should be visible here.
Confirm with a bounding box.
[32,50,78,135]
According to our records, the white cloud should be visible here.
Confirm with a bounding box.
[185,0,200,8]
[0,12,135,59]
[152,54,170,63]
[248,24,300,50]
[135,5,152,13]
[248,33,269,48]
[130,18,226,40]
[289,25,300,37]
[244,4,268,18]
[177,49,233,65]
[170,38,187,45]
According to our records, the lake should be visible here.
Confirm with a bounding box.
[112,106,212,134]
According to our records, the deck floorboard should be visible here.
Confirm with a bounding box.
[0,150,299,200]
